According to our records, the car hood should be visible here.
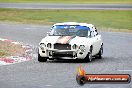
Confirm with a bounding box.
[40,36,89,45]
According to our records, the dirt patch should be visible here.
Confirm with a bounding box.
[0,41,25,57]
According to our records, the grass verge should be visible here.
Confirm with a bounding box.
[0,0,132,4]
[0,8,132,31]
[0,41,25,57]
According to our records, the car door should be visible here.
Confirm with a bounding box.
[93,27,101,54]
[94,34,101,54]
[90,26,102,55]
[89,30,97,55]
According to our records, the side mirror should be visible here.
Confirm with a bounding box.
[89,31,92,38]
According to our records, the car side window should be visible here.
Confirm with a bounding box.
[94,27,98,36]
[93,30,97,37]
[89,31,95,37]
[92,26,98,36]
[95,30,98,35]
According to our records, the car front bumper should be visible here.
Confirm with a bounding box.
[48,49,77,59]
[39,48,87,59]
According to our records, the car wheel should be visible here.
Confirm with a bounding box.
[97,45,103,59]
[38,53,47,62]
[84,47,92,62]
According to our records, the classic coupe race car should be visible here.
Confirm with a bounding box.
[38,22,103,62]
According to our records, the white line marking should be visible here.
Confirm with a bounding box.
[118,70,132,72]
[24,28,31,29]
[45,85,52,87]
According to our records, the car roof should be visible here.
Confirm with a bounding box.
[53,22,94,29]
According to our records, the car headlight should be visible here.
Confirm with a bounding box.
[79,45,85,52]
[47,43,52,48]
[72,44,78,49]
[40,43,46,50]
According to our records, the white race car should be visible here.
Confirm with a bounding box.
[38,22,103,62]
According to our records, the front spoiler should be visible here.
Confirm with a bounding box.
[39,48,86,59]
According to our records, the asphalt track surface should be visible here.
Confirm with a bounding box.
[0,22,132,88]
[0,3,132,10]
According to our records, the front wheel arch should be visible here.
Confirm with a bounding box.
[90,45,93,53]
[83,45,93,62]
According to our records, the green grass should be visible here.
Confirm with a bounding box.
[0,8,132,31]
[0,0,132,4]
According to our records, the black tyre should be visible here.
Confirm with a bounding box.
[38,53,47,62]
[84,47,92,62]
[97,45,103,59]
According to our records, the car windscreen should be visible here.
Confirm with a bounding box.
[50,25,90,37]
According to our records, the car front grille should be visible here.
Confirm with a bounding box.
[53,53,73,57]
[53,51,73,57]
[54,43,71,50]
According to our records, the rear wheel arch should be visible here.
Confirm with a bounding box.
[96,43,103,59]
